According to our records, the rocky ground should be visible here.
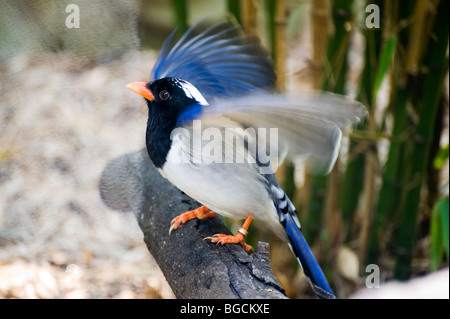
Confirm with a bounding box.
[0,50,175,298]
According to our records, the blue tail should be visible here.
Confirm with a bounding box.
[270,183,335,299]
[283,213,335,298]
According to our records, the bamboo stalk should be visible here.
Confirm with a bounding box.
[394,0,449,279]
[405,0,429,76]
[302,176,327,243]
[363,0,397,266]
[358,139,377,262]
[227,0,242,24]
[171,0,188,32]
[274,0,287,91]
[244,0,259,36]
[367,0,438,271]
[299,0,331,243]
[321,0,355,251]
[340,147,365,234]
[321,0,353,94]
[266,0,276,57]
[311,0,332,89]
[367,86,408,264]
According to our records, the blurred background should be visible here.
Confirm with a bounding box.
[0,0,448,298]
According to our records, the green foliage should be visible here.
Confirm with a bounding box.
[430,198,449,272]
[394,0,449,279]
[434,144,449,170]
[373,35,397,98]
[171,0,188,33]
[227,0,242,24]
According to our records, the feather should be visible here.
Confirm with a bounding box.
[180,92,367,175]
[283,214,335,297]
[152,21,276,100]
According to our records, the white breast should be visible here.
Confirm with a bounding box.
[157,120,286,239]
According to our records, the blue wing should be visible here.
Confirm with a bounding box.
[152,21,276,101]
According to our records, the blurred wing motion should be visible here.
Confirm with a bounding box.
[180,92,367,175]
[152,21,276,100]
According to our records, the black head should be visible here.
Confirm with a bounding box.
[127,77,208,168]
[128,77,208,123]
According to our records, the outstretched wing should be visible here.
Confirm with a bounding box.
[152,21,276,101]
[179,92,367,175]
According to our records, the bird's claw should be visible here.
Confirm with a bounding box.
[169,206,215,235]
[169,212,193,235]
[204,233,253,252]
[168,218,181,235]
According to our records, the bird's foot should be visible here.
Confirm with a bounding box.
[204,233,253,253]
[169,206,215,234]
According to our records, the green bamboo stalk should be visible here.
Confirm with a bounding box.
[367,86,407,264]
[227,0,242,24]
[367,0,439,268]
[430,198,450,272]
[365,0,408,265]
[340,148,365,229]
[171,0,188,33]
[321,0,355,247]
[304,0,355,245]
[310,0,331,89]
[274,0,287,91]
[266,0,277,59]
[302,176,327,242]
[394,0,449,279]
[321,0,353,94]
[340,0,382,241]
[365,35,401,264]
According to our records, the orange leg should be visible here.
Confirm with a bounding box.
[169,206,216,234]
[204,215,253,252]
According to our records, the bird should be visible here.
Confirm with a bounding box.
[127,21,366,299]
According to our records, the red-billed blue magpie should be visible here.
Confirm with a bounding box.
[127,21,366,299]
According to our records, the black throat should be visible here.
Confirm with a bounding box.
[145,109,177,169]
[144,77,207,169]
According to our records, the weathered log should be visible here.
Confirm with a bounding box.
[99,149,287,299]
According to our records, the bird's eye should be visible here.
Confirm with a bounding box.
[159,90,170,101]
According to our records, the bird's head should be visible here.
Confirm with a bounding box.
[127,77,208,124]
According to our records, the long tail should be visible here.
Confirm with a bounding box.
[270,184,335,299]
[283,212,335,298]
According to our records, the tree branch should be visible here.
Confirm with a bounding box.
[99,149,287,299]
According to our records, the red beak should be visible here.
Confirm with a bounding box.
[126,82,155,101]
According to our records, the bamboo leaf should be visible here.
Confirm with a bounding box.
[434,143,449,169]
[439,199,450,261]
[373,35,397,98]
[430,198,449,271]
[430,200,443,271]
